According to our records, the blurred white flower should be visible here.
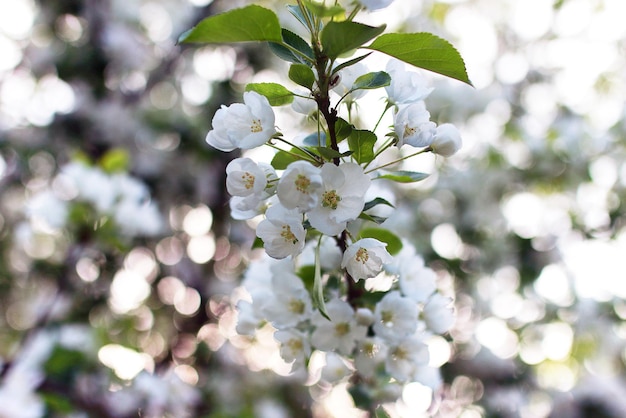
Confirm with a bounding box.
[354,337,388,378]
[206,91,276,151]
[311,299,367,355]
[423,293,455,334]
[307,162,371,236]
[262,271,313,329]
[341,238,392,281]
[385,336,429,382]
[373,291,418,342]
[321,352,352,383]
[274,328,311,371]
[25,190,68,230]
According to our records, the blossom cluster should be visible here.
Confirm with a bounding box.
[205,56,460,409]
[188,0,467,410]
[23,160,163,240]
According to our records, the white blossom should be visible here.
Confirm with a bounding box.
[388,247,437,303]
[226,157,267,197]
[354,337,387,378]
[357,0,395,11]
[423,293,455,334]
[341,238,392,281]
[373,291,418,342]
[277,160,323,212]
[311,299,367,355]
[256,204,306,259]
[262,271,312,329]
[332,62,368,101]
[385,59,433,105]
[274,328,311,371]
[25,190,68,231]
[431,123,463,157]
[394,101,436,148]
[206,91,276,151]
[291,90,317,115]
[385,336,429,382]
[320,352,352,383]
[307,162,371,236]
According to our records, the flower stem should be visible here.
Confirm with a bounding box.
[364,147,432,174]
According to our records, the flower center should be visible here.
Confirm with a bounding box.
[363,341,379,358]
[403,124,416,138]
[294,174,311,194]
[287,338,303,353]
[334,322,350,336]
[289,299,305,315]
[355,248,369,264]
[321,190,341,210]
[250,118,263,133]
[391,345,407,361]
[241,171,255,190]
[280,225,298,244]
[381,310,394,326]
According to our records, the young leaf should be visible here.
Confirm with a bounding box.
[366,32,472,86]
[321,21,386,59]
[332,53,372,75]
[178,5,282,44]
[302,0,345,18]
[245,83,294,106]
[360,227,403,255]
[352,71,391,91]
[348,130,377,165]
[313,237,330,320]
[363,197,395,212]
[269,29,314,64]
[358,212,387,225]
[315,147,347,161]
[271,147,313,170]
[335,118,353,143]
[376,170,429,183]
[287,4,318,32]
[289,63,316,90]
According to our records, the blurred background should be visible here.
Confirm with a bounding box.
[0,0,625,417]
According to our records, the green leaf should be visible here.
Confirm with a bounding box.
[360,227,403,255]
[269,29,314,64]
[376,170,429,183]
[314,147,352,161]
[348,129,377,165]
[99,148,129,173]
[349,384,373,411]
[358,212,388,225]
[178,5,282,44]
[335,118,353,143]
[302,0,345,18]
[363,197,395,212]
[321,21,386,59]
[245,82,293,106]
[313,239,330,320]
[352,71,391,91]
[289,63,316,90]
[332,53,372,75]
[287,4,317,32]
[271,147,312,170]
[366,32,472,86]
